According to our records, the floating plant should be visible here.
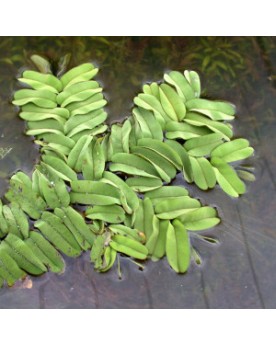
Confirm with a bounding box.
[0,55,254,287]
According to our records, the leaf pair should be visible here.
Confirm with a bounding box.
[54,207,95,250]
[129,198,160,256]
[70,180,121,206]
[185,98,236,121]
[32,167,70,209]
[0,245,26,287]
[101,171,139,216]
[64,109,107,141]
[128,138,183,185]
[1,233,47,275]
[166,220,190,273]
[13,89,57,108]
[1,203,29,239]
[60,63,99,90]
[110,235,148,260]
[0,230,65,287]
[104,120,132,160]
[164,70,200,100]
[86,205,126,224]
[5,172,47,219]
[211,138,254,162]
[211,157,246,197]
[19,70,62,93]
[131,108,163,143]
[184,112,233,141]
[34,212,81,257]
[34,208,94,257]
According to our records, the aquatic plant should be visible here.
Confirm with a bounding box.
[0,55,254,287]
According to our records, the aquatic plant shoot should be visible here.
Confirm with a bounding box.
[0,55,254,288]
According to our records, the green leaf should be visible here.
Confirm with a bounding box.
[54,207,95,250]
[3,203,29,239]
[90,234,106,270]
[184,70,201,98]
[20,110,66,124]
[64,109,107,137]
[211,138,254,162]
[236,169,256,182]
[130,146,175,183]
[60,87,102,108]
[57,80,100,105]
[142,198,155,240]
[108,224,144,242]
[3,233,47,275]
[159,83,186,121]
[13,89,57,108]
[125,176,163,192]
[110,153,159,178]
[0,247,26,286]
[145,215,160,255]
[211,157,246,197]
[60,63,98,89]
[37,170,70,209]
[145,186,189,205]
[42,155,77,182]
[143,82,160,100]
[185,99,235,121]
[70,180,121,206]
[86,205,126,223]
[0,200,8,237]
[164,71,195,101]
[121,119,132,153]
[67,135,93,172]
[35,212,82,257]
[19,70,62,93]
[185,112,233,141]
[69,125,107,142]
[165,121,211,140]
[25,231,65,273]
[166,220,190,273]
[190,157,216,190]
[165,139,193,183]
[35,134,74,158]
[155,196,201,219]
[31,54,52,74]
[151,219,168,261]
[110,235,148,260]
[137,138,183,170]
[102,172,139,215]
[99,246,117,272]
[133,93,169,128]
[82,138,105,180]
[5,173,46,219]
[22,104,70,120]
[178,206,220,230]
[184,133,223,157]
[132,107,163,141]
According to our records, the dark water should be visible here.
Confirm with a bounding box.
[0,37,275,308]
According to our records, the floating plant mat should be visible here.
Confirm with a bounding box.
[0,54,255,288]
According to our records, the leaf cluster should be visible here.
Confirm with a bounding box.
[0,55,255,287]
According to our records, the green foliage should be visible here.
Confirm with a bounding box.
[0,54,255,288]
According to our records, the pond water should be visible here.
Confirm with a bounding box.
[0,37,275,308]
